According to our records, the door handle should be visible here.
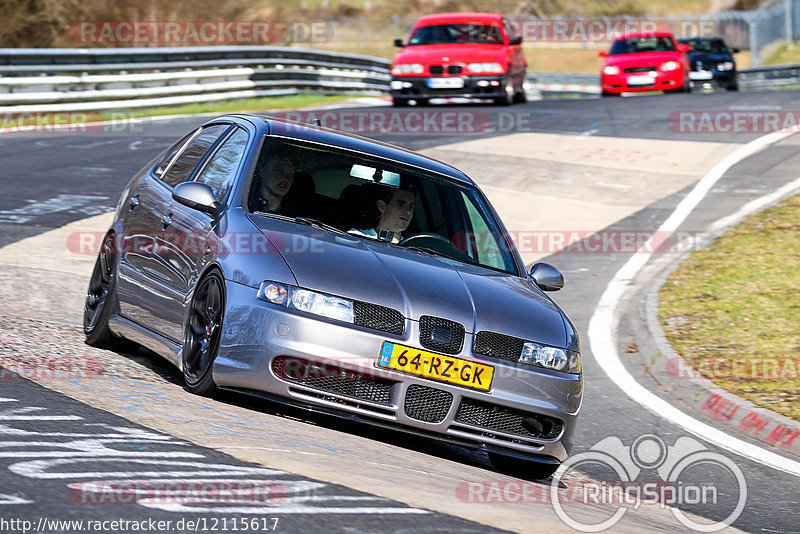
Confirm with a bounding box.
[129,195,140,210]
[161,214,172,230]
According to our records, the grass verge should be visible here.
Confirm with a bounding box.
[659,194,800,421]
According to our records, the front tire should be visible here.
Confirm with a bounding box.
[489,451,560,480]
[84,233,135,351]
[493,77,514,106]
[182,269,225,397]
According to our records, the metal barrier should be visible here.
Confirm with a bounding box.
[1,45,799,112]
[0,46,391,113]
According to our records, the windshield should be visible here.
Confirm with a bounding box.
[609,36,676,55]
[248,138,520,275]
[680,38,729,54]
[407,23,504,45]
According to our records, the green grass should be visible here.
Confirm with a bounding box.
[764,41,800,66]
[659,194,800,421]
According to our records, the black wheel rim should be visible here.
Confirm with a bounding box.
[84,236,114,332]
[183,274,223,384]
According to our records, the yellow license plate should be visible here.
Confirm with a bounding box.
[377,342,494,391]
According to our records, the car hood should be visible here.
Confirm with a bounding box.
[604,51,682,68]
[394,44,506,66]
[249,216,568,348]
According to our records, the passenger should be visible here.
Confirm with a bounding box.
[349,187,415,244]
[255,150,297,214]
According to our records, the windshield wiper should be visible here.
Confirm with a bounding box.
[404,245,482,267]
[293,217,348,235]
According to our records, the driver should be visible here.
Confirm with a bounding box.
[349,186,415,244]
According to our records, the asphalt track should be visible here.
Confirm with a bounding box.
[2,89,800,533]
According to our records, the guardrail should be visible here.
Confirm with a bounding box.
[1,45,799,113]
[0,46,391,113]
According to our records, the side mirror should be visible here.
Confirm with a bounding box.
[394,38,405,48]
[732,47,740,54]
[509,35,523,45]
[597,50,608,57]
[172,182,220,215]
[678,44,691,52]
[529,262,564,291]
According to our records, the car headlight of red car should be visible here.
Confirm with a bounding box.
[467,62,504,74]
[602,65,620,76]
[391,63,424,75]
[660,61,680,71]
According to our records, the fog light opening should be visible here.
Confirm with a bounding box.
[521,416,544,437]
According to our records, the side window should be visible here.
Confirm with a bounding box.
[195,128,249,203]
[160,124,229,188]
[154,131,195,178]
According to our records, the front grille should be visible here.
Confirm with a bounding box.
[404,384,453,423]
[354,301,404,335]
[429,65,444,75]
[419,316,464,354]
[455,398,563,440]
[448,65,463,74]
[624,66,656,73]
[473,331,523,362]
[272,357,393,405]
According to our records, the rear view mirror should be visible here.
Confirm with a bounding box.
[678,44,691,52]
[598,50,608,57]
[509,35,523,45]
[173,182,220,215]
[529,262,564,291]
[394,38,404,47]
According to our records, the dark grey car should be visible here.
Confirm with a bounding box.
[83,114,582,479]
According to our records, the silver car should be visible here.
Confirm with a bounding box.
[84,114,582,479]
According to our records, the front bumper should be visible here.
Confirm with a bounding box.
[213,280,582,463]
[390,75,508,100]
[688,69,736,85]
[601,70,684,93]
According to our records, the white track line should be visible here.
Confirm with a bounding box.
[589,127,800,477]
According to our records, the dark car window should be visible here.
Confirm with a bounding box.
[160,124,230,188]
[680,38,729,54]
[247,137,520,275]
[194,127,249,203]
[408,24,503,45]
[154,131,195,178]
[609,36,676,55]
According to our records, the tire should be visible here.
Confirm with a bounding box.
[513,82,528,103]
[493,77,514,106]
[726,82,739,91]
[83,232,136,351]
[412,98,429,106]
[489,451,560,480]
[392,97,409,107]
[601,90,620,97]
[182,269,225,397]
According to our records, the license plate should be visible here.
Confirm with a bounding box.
[427,77,464,89]
[378,342,493,391]
[627,74,655,86]
[689,71,713,80]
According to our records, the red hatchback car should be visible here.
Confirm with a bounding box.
[390,13,527,106]
[599,32,691,96]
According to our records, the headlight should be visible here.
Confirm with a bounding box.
[717,61,735,71]
[467,62,504,74]
[391,63,424,75]
[660,61,680,71]
[258,282,354,323]
[602,65,620,75]
[520,342,581,374]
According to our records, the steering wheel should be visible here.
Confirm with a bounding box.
[398,233,452,247]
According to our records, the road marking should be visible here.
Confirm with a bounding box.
[589,128,800,477]
[0,194,109,224]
